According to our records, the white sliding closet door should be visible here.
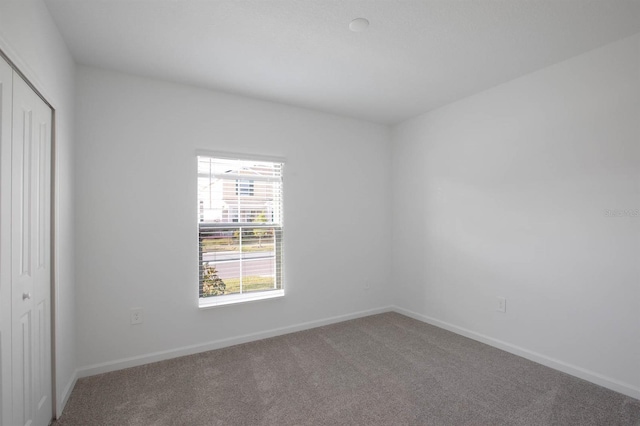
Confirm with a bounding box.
[0,54,14,426]
[0,55,53,426]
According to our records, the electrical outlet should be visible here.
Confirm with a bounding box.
[130,308,144,325]
[497,297,506,313]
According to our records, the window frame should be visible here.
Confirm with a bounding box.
[196,151,285,308]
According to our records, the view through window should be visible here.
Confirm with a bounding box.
[197,155,284,306]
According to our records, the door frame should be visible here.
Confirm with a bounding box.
[0,46,59,420]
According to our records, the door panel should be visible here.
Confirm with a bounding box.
[19,108,33,279]
[18,312,32,425]
[36,300,46,410]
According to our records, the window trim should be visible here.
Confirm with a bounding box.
[196,151,285,308]
[199,289,284,308]
[195,150,285,165]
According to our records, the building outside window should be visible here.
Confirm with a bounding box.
[235,179,254,196]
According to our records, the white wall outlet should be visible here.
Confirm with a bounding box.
[497,297,506,313]
[130,308,144,325]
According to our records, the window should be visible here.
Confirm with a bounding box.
[197,154,284,307]
[235,179,254,196]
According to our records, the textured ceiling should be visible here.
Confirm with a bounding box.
[44,0,640,124]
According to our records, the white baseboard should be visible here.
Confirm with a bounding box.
[391,305,640,400]
[57,368,78,418]
[77,306,393,378]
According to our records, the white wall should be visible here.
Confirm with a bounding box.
[0,0,77,415]
[391,34,640,398]
[74,66,391,372]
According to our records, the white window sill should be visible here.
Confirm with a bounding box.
[199,289,284,308]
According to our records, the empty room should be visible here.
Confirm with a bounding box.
[0,0,639,425]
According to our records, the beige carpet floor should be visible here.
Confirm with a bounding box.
[55,312,640,425]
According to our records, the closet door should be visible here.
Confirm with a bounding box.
[0,54,14,426]
[5,62,53,426]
